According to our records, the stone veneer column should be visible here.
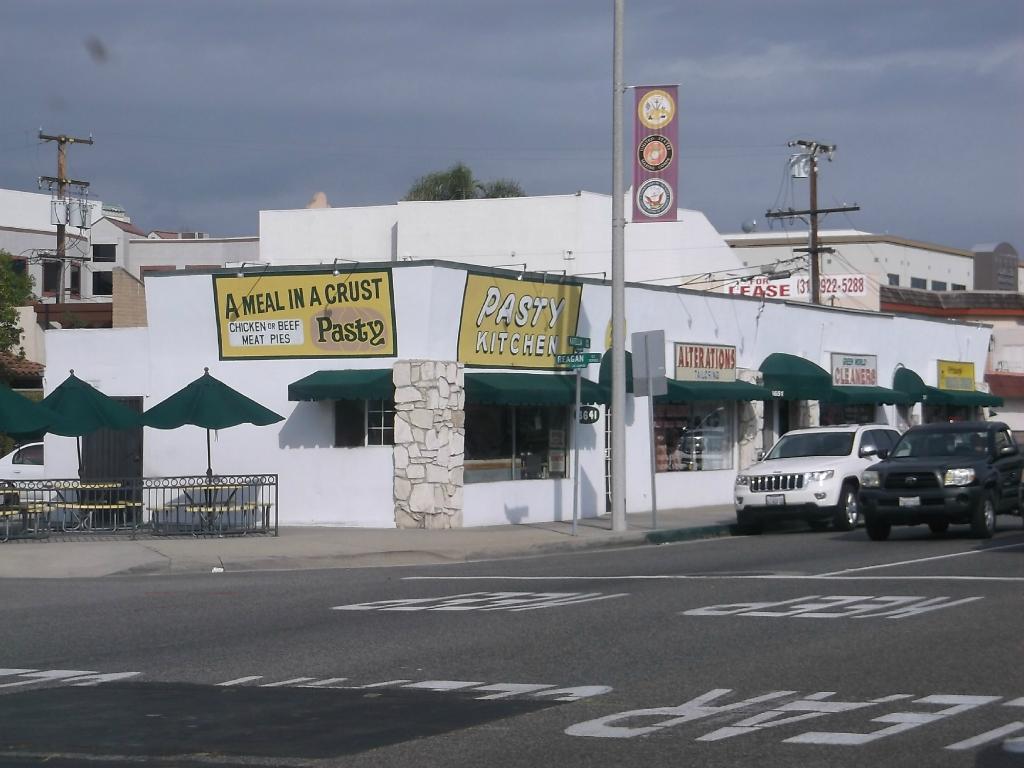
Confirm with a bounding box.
[392,360,465,529]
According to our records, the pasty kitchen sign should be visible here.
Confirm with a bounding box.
[457,273,583,369]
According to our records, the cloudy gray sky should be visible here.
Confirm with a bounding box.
[2,0,1021,250]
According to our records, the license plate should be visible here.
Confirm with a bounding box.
[899,496,921,507]
[766,494,785,506]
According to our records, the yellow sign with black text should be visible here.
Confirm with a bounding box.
[937,360,975,391]
[213,270,397,359]
[457,273,583,369]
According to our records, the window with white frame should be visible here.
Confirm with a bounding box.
[334,399,395,447]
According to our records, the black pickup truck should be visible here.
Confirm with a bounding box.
[858,421,1024,540]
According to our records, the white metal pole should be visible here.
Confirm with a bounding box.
[647,350,658,529]
[610,0,627,531]
[572,369,581,536]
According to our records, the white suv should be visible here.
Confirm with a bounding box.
[734,424,901,533]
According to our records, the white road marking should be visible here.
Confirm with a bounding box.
[785,695,1000,745]
[0,669,36,677]
[683,595,983,620]
[945,722,1024,751]
[0,670,96,689]
[259,677,316,687]
[815,541,1024,576]
[216,676,263,686]
[299,678,349,688]
[405,573,1024,583]
[471,683,556,700]
[403,680,484,692]
[333,591,628,612]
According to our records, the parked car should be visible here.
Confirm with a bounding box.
[734,424,902,534]
[859,421,1024,540]
[0,442,44,482]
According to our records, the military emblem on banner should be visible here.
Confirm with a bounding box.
[633,85,679,223]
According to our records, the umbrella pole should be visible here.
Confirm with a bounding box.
[76,436,82,477]
[206,428,213,480]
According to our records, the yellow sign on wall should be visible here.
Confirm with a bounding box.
[457,273,583,369]
[937,360,975,391]
[213,270,397,359]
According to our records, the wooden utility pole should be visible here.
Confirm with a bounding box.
[765,139,858,305]
[39,131,93,303]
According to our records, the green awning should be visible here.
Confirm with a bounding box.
[892,367,1002,407]
[759,353,833,400]
[288,369,393,401]
[656,378,771,403]
[823,385,916,405]
[599,350,633,394]
[465,373,607,406]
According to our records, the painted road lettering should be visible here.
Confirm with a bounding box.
[333,591,628,612]
[567,688,1023,755]
[682,594,983,619]
[214,672,611,702]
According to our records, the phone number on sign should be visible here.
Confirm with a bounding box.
[816,275,866,295]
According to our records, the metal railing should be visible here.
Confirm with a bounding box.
[0,474,278,541]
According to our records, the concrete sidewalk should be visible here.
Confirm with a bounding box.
[0,505,738,579]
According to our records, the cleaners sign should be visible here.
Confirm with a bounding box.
[457,273,583,369]
[831,353,877,386]
[213,270,397,359]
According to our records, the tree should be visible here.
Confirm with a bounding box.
[0,250,35,357]
[404,163,525,201]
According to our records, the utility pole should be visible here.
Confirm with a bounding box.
[39,131,93,304]
[610,0,626,531]
[765,139,858,305]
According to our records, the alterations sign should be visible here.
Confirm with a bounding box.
[831,353,878,386]
[938,360,975,391]
[457,273,583,369]
[675,343,736,382]
[213,270,397,360]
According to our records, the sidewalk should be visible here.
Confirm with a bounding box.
[0,505,738,579]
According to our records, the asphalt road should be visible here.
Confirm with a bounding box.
[1,521,1023,767]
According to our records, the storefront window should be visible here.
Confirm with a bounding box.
[465,404,568,483]
[654,401,734,472]
[334,399,395,447]
[820,403,877,426]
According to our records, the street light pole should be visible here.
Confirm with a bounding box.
[610,0,627,531]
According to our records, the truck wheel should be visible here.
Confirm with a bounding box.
[928,521,949,535]
[970,493,996,539]
[735,511,762,535]
[866,518,891,541]
[832,483,859,531]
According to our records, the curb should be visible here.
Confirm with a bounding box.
[645,523,737,545]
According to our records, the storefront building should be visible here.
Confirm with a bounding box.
[43,261,995,528]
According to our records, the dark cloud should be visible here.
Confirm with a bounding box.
[1,0,1020,250]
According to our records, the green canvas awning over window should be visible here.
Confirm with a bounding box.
[759,353,833,400]
[823,385,916,405]
[288,369,394,401]
[599,349,633,394]
[656,378,771,403]
[465,372,607,406]
[892,367,1002,407]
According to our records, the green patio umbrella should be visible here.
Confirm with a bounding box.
[141,368,284,478]
[0,384,58,437]
[42,370,143,473]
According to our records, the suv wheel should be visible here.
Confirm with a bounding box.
[970,493,997,539]
[866,518,891,541]
[735,511,762,535]
[832,483,859,531]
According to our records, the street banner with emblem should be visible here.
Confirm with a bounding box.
[632,85,678,223]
